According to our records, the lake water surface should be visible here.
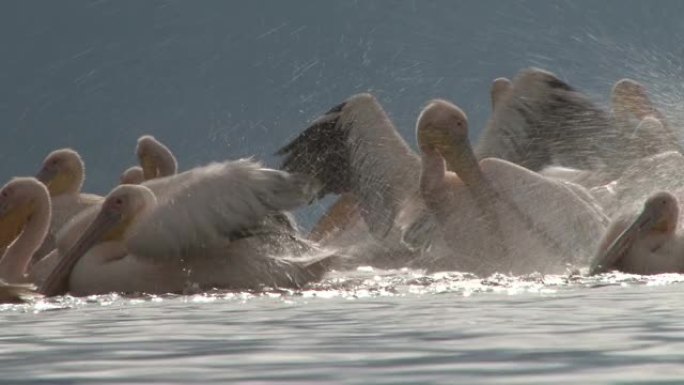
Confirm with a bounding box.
[2,270,683,384]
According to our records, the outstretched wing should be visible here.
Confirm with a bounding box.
[480,157,609,268]
[476,67,618,172]
[128,159,318,262]
[277,93,421,239]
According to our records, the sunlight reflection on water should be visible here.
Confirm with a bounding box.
[2,268,684,384]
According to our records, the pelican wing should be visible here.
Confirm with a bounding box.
[128,159,318,262]
[476,68,618,172]
[480,158,609,267]
[603,151,684,217]
[278,93,421,239]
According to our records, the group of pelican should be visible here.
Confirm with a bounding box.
[280,68,684,278]
[0,135,335,302]
[2,67,683,303]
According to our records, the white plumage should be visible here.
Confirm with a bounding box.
[40,159,332,296]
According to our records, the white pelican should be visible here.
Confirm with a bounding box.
[490,77,512,110]
[591,192,684,275]
[0,178,51,283]
[40,159,334,296]
[537,118,674,191]
[612,78,679,140]
[119,166,144,185]
[278,93,445,268]
[588,149,684,218]
[33,149,102,261]
[610,79,681,163]
[416,99,609,275]
[303,77,515,248]
[476,67,618,172]
[119,136,177,185]
[536,78,681,192]
[136,135,178,180]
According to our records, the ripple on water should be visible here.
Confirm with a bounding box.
[2,268,684,384]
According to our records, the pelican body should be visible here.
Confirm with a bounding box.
[40,159,334,297]
[476,68,618,172]
[592,192,684,275]
[415,99,608,275]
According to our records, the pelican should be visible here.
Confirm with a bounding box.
[0,178,51,283]
[490,77,512,110]
[119,136,178,185]
[301,77,516,248]
[588,149,684,218]
[416,99,609,275]
[536,78,681,191]
[40,159,334,296]
[33,149,102,261]
[136,135,178,180]
[476,67,619,172]
[537,116,674,192]
[611,78,679,142]
[610,79,681,164]
[119,166,144,185]
[278,93,444,269]
[591,192,684,275]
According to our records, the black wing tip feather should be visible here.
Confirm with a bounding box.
[275,101,352,197]
[326,101,346,114]
[516,67,575,92]
[275,101,347,157]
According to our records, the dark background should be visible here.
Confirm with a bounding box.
[2,1,683,226]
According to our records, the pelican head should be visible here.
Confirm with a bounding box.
[136,135,178,180]
[490,77,512,110]
[417,99,482,185]
[35,148,85,196]
[611,78,653,119]
[39,184,156,296]
[592,192,678,274]
[120,166,144,185]
[78,184,156,245]
[0,178,50,249]
[632,116,666,144]
[417,99,468,153]
[341,92,377,113]
[634,116,664,135]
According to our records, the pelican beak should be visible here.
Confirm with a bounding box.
[590,208,657,275]
[418,126,457,171]
[39,207,122,296]
[35,167,57,187]
[139,154,157,180]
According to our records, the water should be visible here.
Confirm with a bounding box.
[2,270,684,384]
